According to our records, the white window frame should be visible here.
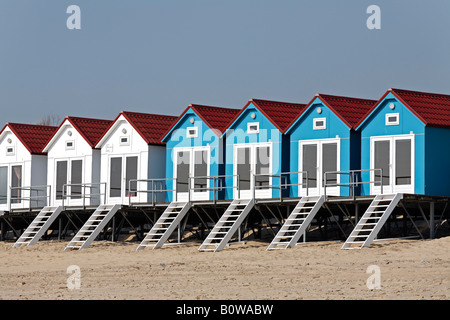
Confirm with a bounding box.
[65,140,75,150]
[385,113,399,126]
[120,136,130,146]
[6,146,15,156]
[186,127,198,138]
[313,118,327,130]
[247,122,260,134]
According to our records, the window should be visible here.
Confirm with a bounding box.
[66,141,75,150]
[247,122,259,134]
[186,127,198,138]
[385,113,399,126]
[313,118,326,130]
[120,136,129,146]
[6,147,14,155]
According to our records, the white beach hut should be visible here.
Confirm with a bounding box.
[42,116,112,207]
[95,111,177,205]
[0,123,57,212]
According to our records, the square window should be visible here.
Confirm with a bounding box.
[66,141,75,150]
[385,113,399,126]
[313,118,326,130]
[6,147,14,155]
[187,127,198,138]
[247,122,259,134]
[120,136,130,145]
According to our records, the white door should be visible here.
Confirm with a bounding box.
[55,159,83,206]
[234,143,272,199]
[174,147,210,201]
[370,135,414,195]
[108,155,139,204]
[299,139,340,196]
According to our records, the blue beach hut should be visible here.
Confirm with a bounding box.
[223,99,305,200]
[285,94,376,197]
[161,104,240,202]
[355,88,450,197]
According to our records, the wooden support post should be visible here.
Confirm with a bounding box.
[430,202,435,239]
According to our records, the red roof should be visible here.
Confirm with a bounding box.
[0,123,58,154]
[228,99,306,134]
[355,88,450,129]
[119,111,178,145]
[315,94,377,128]
[389,88,450,128]
[162,104,241,140]
[65,116,113,148]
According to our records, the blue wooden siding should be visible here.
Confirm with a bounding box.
[358,93,426,195]
[287,97,355,197]
[163,109,222,202]
[425,126,450,196]
[223,103,284,200]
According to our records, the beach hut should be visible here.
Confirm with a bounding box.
[95,111,178,205]
[161,104,240,202]
[355,88,450,196]
[42,116,112,207]
[223,99,305,200]
[0,123,57,212]
[284,94,376,197]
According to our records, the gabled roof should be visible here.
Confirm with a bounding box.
[355,88,450,130]
[0,123,58,154]
[43,116,113,151]
[161,104,240,141]
[105,111,178,146]
[225,98,306,135]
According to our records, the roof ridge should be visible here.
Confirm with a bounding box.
[390,88,450,98]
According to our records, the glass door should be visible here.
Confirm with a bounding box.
[174,148,210,201]
[109,155,139,204]
[299,139,340,196]
[0,166,7,205]
[371,135,414,195]
[55,159,83,206]
[234,143,272,199]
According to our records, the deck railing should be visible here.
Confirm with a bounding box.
[8,185,51,211]
[128,178,177,206]
[253,171,309,201]
[323,168,384,199]
[61,182,107,208]
[188,174,241,203]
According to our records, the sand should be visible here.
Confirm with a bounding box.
[0,237,449,300]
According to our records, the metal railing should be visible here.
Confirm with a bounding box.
[61,182,107,208]
[128,178,177,206]
[8,185,51,211]
[323,168,384,199]
[188,174,240,203]
[253,171,309,201]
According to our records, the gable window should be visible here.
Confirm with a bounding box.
[247,122,260,134]
[186,127,198,138]
[385,113,399,126]
[120,136,130,146]
[6,146,14,155]
[66,141,75,150]
[313,118,326,130]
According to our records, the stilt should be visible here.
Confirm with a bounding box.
[430,202,435,239]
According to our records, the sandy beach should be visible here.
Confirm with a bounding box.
[0,237,449,300]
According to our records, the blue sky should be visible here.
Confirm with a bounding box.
[1,0,449,124]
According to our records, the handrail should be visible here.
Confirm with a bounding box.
[188,175,240,203]
[253,171,309,200]
[9,185,51,211]
[128,178,177,206]
[62,182,107,208]
[323,168,383,199]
